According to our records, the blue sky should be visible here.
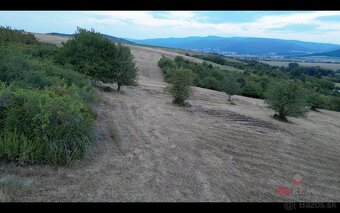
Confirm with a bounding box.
[1,11,340,44]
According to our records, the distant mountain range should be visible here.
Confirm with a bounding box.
[305,49,340,57]
[47,32,134,44]
[127,36,340,56]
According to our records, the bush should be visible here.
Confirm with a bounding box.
[241,81,264,98]
[167,68,193,106]
[201,76,222,91]
[307,90,323,111]
[326,96,340,112]
[115,43,138,91]
[0,86,96,165]
[0,49,96,103]
[264,80,309,121]
[0,26,38,45]
[224,75,241,101]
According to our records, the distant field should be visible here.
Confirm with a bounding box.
[33,33,70,46]
[335,83,340,87]
[260,60,340,71]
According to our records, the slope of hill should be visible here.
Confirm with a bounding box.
[33,33,70,45]
[128,36,340,56]
[47,32,134,44]
[306,49,340,57]
[2,39,340,202]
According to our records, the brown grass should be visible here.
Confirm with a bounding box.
[33,33,70,46]
[261,60,340,71]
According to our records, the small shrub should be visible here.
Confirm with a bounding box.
[224,75,241,102]
[167,68,193,106]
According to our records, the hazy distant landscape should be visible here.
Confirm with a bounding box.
[0,11,340,203]
[128,36,340,57]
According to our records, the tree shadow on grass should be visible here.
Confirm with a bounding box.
[271,114,294,124]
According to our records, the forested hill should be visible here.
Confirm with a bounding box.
[305,49,340,57]
[128,36,340,56]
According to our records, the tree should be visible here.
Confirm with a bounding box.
[224,75,240,102]
[264,80,310,121]
[115,43,138,91]
[167,68,193,106]
[307,90,323,111]
[56,28,118,84]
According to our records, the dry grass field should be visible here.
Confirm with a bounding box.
[1,34,339,202]
[33,33,70,46]
[261,60,340,71]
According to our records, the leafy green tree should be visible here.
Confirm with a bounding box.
[0,26,38,44]
[264,80,310,121]
[167,68,193,106]
[224,75,240,102]
[56,28,118,84]
[115,43,138,91]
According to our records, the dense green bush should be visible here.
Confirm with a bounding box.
[0,85,96,165]
[265,80,309,121]
[0,26,38,44]
[159,56,228,91]
[0,27,97,165]
[240,81,264,98]
[0,49,96,103]
[323,95,340,112]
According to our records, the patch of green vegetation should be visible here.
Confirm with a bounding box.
[0,27,97,165]
[56,28,137,92]
[0,26,38,45]
[265,80,309,121]
[158,54,340,113]
[166,68,193,107]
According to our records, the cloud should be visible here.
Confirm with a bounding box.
[3,11,340,43]
[84,11,340,36]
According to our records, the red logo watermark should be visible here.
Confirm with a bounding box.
[276,173,303,196]
[277,187,292,195]
[292,173,303,186]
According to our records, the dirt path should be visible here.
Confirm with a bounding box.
[1,45,340,202]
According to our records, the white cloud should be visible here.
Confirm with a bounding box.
[70,11,340,44]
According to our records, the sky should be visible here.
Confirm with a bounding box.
[1,11,340,44]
